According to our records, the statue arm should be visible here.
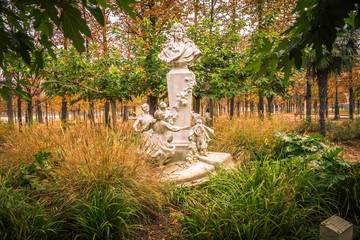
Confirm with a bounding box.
[133,116,141,132]
[165,122,189,132]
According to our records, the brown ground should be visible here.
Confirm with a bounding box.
[132,211,182,240]
[337,138,360,163]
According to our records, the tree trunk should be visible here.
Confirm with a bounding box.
[105,101,110,128]
[17,96,22,127]
[193,95,201,113]
[123,102,128,122]
[229,97,234,119]
[306,75,312,123]
[250,100,254,117]
[266,96,273,117]
[317,68,329,137]
[61,96,68,123]
[334,83,340,120]
[357,100,360,115]
[325,96,329,118]
[89,101,95,125]
[314,99,318,115]
[5,72,13,124]
[245,96,248,119]
[36,99,43,123]
[258,93,264,118]
[26,96,33,125]
[45,101,48,127]
[349,87,355,120]
[110,100,117,130]
[237,101,240,117]
[147,94,157,116]
[6,92,13,124]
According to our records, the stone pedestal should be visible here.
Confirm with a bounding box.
[320,215,353,240]
[167,67,194,147]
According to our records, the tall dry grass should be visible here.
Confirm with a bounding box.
[0,122,165,213]
[210,116,293,161]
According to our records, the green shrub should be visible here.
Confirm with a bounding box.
[16,150,54,191]
[274,132,327,158]
[0,184,62,240]
[171,159,334,240]
[69,188,142,240]
[327,119,360,141]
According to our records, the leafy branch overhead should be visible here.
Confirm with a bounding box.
[247,0,360,79]
[0,0,135,70]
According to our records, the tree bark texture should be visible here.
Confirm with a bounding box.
[6,92,13,124]
[316,68,329,137]
[349,87,355,120]
[89,101,95,125]
[230,97,234,119]
[123,103,128,122]
[306,76,312,123]
[104,101,110,128]
[258,93,264,118]
[61,96,68,123]
[193,95,201,114]
[36,99,43,123]
[26,95,33,125]
[147,94,158,116]
[111,100,117,130]
[17,96,22,127]
[266,96,273,117]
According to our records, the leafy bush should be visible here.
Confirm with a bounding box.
[171,160,333,240]
[274,132,327,158]
[0,184,62,240]
[16,150,54,191]
[70,189,142,240]
[327,119,360,141]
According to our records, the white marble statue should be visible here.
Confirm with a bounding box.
[159,101,174,124]
[188,118,214,156]
[133,103,154,154]
[158,101,175,143]
[143,110,189,166]
[158,22,202,68]
[133,103,153,132]
[191,110,205,126]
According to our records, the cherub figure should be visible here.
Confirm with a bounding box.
[158,101,175,143]
[188,118,214,156]
[133,103,153,133]
[133,103,154,154]
[191,111,205,126]
[158,101,174,124]
[144,110,189,166]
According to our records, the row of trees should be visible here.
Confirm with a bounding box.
[1,0,360,136]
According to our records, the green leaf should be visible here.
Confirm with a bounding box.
[115,0,136,19]
[86,5,104,26]
[61,5,92,53]
[41,0,60,25]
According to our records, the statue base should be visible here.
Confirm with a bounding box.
[161,152,235,185]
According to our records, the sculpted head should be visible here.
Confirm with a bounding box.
[170,23,186,42]
[154,110,165,120]
[159,101,167,110]
[141,103,150,113]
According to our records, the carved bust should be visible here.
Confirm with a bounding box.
[158,23,202,68]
